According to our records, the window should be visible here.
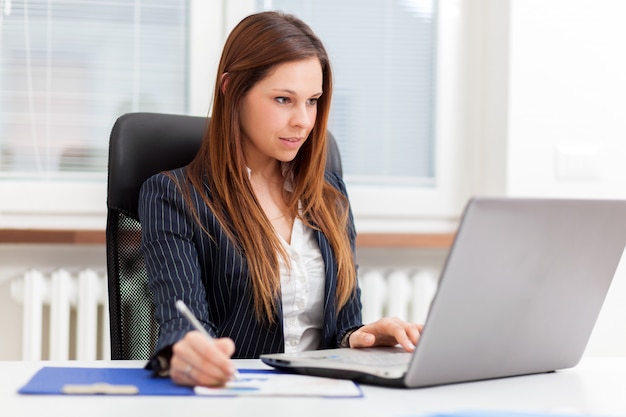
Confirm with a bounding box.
[0,0,188,227]
[0,0,188,175]
[1,0,475,231]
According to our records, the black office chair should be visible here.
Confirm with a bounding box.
[106,112,343,360]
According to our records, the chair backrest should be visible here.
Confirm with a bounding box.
[106,112,343,360]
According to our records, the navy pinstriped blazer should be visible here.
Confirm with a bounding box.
[139,167,362,367]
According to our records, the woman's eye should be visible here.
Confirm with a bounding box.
[275,97,289,104]
[307,98,319,106]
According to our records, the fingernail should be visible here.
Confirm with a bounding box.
[230,367,241,381]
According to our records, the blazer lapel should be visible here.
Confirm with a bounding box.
[314,229,338,348]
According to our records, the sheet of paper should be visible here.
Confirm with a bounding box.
[194,370,362,397]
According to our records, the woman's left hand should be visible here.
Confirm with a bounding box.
[348,317,423,352]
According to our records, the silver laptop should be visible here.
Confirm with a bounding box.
[261,197,626,388]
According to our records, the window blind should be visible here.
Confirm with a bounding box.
[0,0,188,178]
[260,0,437,185]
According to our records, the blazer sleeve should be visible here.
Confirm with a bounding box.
[138,171,216,364]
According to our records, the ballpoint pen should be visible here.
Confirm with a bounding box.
[175,299,242,380]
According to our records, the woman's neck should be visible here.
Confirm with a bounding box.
[248,163,294,244]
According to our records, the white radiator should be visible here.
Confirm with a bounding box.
[359,268,438,324]
[9,267,436,361]
[10,269,110,361]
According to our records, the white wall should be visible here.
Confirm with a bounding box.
[506,0,626,199]
[501,0,626,356]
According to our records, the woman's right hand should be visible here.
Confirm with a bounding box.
[169,330,237,387]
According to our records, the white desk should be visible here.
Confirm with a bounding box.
[2,358,625,417]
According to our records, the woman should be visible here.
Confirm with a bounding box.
[139,10,422,387]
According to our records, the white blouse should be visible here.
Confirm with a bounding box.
[248,165,325,352]
[277,217,325,353]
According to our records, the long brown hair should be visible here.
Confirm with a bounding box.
[183,11,356,323]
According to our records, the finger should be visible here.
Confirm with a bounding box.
[189,335,237,385]
[194,338,238,383]
[406,324,423,345]
[172,333,235,386]
[170,355,198,386]
[388,324,416,352]
[359,318,419,351]
[385,318,421,351]
[171,357,231,387]
[172,351,232,387]
[349,330,376,348]
[391,319,422,344]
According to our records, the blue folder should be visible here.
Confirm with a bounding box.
[18,367,357,397]
[19,366,195,396]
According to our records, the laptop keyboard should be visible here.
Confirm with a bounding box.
[329,348,412,367]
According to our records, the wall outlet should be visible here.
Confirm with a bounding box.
[554,144,601,180]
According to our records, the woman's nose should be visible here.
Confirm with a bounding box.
[290,104,313,129]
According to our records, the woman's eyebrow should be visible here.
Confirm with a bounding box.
[272,88,323,97]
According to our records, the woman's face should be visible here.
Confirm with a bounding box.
[239,57,323,170]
